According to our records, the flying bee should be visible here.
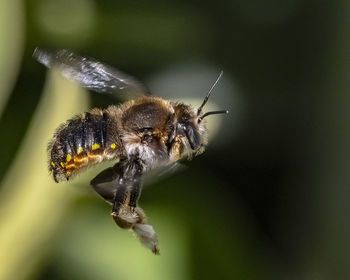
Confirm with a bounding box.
[34,48,228,254]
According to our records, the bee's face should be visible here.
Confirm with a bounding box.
[176,121,201,150]
[172,104,208,158]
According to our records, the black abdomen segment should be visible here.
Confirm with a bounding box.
[63,112,107,153]
[49,111,119,182]
[79,112,107,151]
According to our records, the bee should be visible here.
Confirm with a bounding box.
[34,48,228,254]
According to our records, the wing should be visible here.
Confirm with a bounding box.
[90,159,159,254]
[33,48,150,96]
[144,161,187,187]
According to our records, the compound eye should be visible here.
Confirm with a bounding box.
[177,123,200,150]
[185,125,200,150]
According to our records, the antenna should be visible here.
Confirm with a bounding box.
[197,70,223,115]
[198,110,229,122]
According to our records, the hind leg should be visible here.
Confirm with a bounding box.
[90,160,159,254]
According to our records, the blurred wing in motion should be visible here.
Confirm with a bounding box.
[144,161,187,187]
[33,48,150,96]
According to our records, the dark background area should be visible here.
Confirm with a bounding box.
[0,1,349,280]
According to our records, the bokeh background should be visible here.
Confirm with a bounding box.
[1,0,350,279]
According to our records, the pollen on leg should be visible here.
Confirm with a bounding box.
[51,162,55,167]
[77,147,83,154]
[110,143,116,149]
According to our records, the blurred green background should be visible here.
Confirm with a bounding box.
[1,0,350,279]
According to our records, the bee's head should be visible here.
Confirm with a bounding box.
[171,71,228,158]
[173,103,206,153]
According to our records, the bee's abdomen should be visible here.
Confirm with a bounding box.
[49,110,122,182]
